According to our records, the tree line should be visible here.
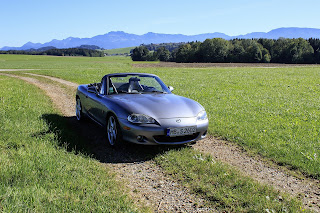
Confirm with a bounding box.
[142,42,186,52]
[131,38,320,64]
[0,48,104,57]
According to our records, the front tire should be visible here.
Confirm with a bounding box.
[106,115,122,146]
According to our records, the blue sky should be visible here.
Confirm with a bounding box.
[0,0,319,48]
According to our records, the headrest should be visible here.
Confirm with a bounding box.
[129,77,140,82]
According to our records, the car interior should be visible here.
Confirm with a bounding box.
[110,77,144,93]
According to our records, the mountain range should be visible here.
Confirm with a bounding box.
[2,27,320,51]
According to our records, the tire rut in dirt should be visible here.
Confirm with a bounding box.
[193,137,320,212]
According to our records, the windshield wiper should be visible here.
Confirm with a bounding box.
[149,90,167,94]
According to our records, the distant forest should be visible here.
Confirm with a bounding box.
[132,38,320,64]
[0,45,104,57]
[142,42,186,52]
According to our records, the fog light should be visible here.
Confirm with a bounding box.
[137,135,145,142]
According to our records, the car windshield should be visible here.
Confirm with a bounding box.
[109,75,169,94]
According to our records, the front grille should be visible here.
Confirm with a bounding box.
[153,133,199,143]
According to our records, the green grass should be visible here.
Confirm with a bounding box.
[0,75,139,212]
[155,148,303,212]
[103,47,135,55]
[1,55,318,178]
[167,67,320,179]
[0,54,317,211]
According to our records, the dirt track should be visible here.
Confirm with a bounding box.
[1,72,319,212]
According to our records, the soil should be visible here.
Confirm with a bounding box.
[1,71,319,212]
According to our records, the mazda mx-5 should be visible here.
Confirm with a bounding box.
[75,73,208,146]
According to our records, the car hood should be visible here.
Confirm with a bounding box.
[108,93,204,119]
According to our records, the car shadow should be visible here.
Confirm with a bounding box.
[37,113,185,164]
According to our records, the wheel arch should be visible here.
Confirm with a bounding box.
[106,111,122,133]
[106,111,116,120]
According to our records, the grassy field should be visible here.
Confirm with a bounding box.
[103,46,135,55]
[1,54,319,178]
[1,54,318,211]
[0,74,140,212]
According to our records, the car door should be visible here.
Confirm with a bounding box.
[87,78,109,125]
[86,92,104,124]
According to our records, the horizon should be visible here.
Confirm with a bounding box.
[16,26,320,40]
[2,27,320,50]
[1,0,320,48]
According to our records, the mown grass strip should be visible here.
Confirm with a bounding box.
[155,147,304,212]
[103,47,136,55]
[0,75,139,212]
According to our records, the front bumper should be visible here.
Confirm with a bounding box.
[118,117,208,145]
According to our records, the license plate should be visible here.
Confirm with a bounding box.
[167,126,197,137]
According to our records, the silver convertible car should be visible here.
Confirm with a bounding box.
[75,73,208,146]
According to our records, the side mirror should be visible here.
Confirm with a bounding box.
[87,87,97,94]
[168,86,174,92]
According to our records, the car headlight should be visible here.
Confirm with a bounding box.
[128,114,156,124]
[197,111,208,121]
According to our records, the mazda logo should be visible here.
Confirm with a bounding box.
[176,119,181,123]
